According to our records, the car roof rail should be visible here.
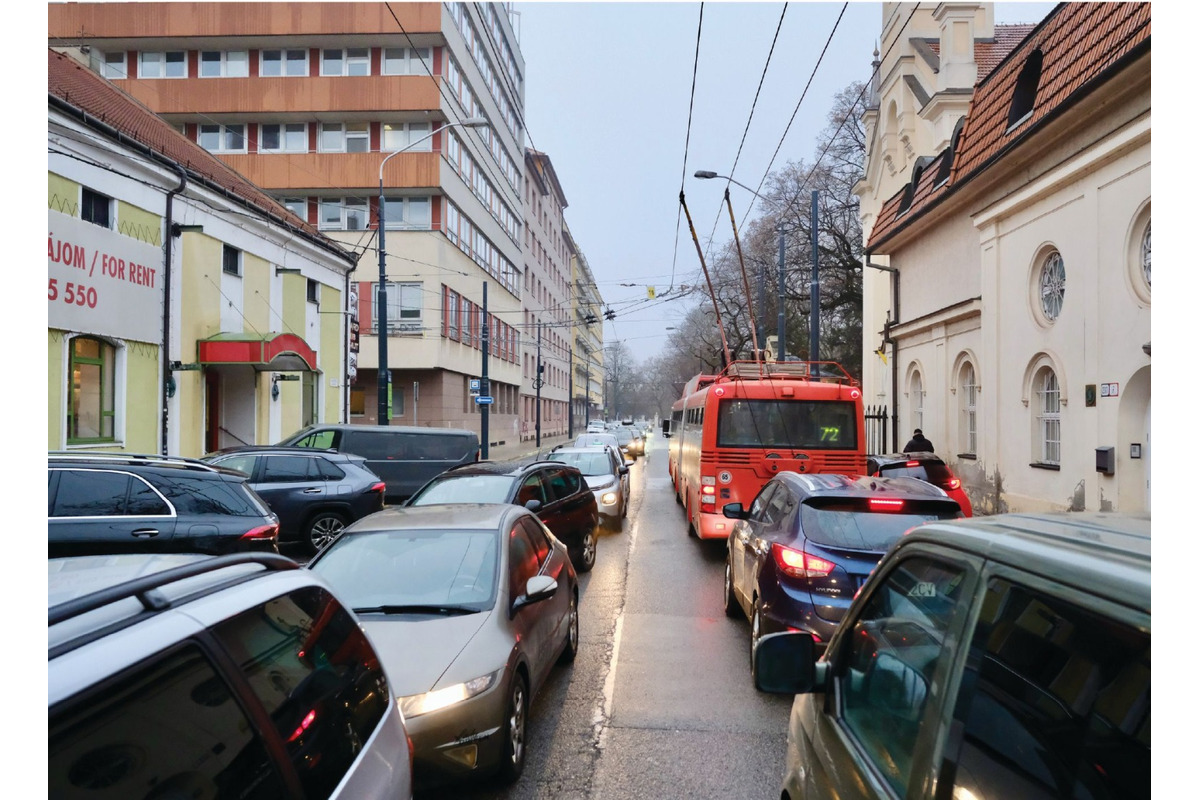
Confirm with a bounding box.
[48,451,218,471]
[49,553,300,627]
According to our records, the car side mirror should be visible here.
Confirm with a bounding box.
[523,499,542,512]
[512,574,558,613]
[754,632,827,694]
[722,503,748,519]
[619,465,629,475]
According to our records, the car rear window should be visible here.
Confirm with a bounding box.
[878,461,954,485]
[409,474,516,505]
[212,586,389,798]
[157,474,261,516]
[800,500,962,550]
[547,452,612,476]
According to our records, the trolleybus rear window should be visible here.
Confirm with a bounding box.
[716,399,858,449]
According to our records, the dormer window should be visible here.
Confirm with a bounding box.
[1008,48,1044,129]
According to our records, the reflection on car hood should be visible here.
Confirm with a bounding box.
[361,611,492,696]
[584,475,616,490]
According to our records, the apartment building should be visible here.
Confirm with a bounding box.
[568,223,606,428]
[520,149,571,442]
[49,2,528,442]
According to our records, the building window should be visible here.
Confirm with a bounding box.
[101,51,126,79]
[199,50,249,78]
[1039,250,1066,321]
[1007,48,1043,128]
[319,123,369,153]
[319,198,368,231]
[260,123,308,153]
[382,196,431,230]
[222,244,242,277]
[959,362,977,456]
[199,124,247,153]
[374,281,422,334]
[281,197,307,221]
[260,49,308,77]
[447,290,460,341]
[321,48,370,76]
[139,50,186,78]
[1035,368,1061,465]
[910,370,924,433]
[381,47,432,75]
[381,122,432,152]
[81,187,111,229]
[350,386,365,416]
[306,279,319,304]
[1141,221,1151,288]
[68,336,116,443]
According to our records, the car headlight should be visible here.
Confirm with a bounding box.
[601,492,617,504]
[399,670,499,718]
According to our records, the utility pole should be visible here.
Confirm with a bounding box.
[568,343,574,438]
[810,191,820,363]
[480,281,489,460]
[777,226,786,361]
[535,321,543,448]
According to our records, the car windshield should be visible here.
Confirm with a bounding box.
[800,502,962,550]
[310,529,499,610]
[612,429,633,445]
[547,452,612,476]
[408,474,516,505]
[575,435,615,448]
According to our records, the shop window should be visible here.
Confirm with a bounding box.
[68,336,116,444]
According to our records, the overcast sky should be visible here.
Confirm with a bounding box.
[514,1,1059,362]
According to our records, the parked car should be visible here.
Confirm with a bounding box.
[405,460,600,572]
[574,432,630,464]
[754,511,1150,800]
[586,420,607,434]
[307,504,578,787]
[867,452,973,516]
[202,446,387,554]
[49,552,413,799]
[545,445,629,529]
[721,472,964,676]
[48,452,280,557]
[277,424,479,504]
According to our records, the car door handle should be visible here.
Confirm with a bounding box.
[302,487,323,494]
[131,528,159,537]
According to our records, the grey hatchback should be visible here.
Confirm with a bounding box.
[754,511,1151,800]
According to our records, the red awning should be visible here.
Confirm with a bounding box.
[197,332,318,372]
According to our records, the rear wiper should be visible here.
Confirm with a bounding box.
[352,604,478,616]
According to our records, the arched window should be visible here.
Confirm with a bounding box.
[1035,367,1061,465]
[1141,220,1151,288]
[910,371,924,434]
[1039,251,1066,322]
[959,362,977,456]
[68,336,116,444]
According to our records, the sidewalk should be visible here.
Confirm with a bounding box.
[481,432,573,463]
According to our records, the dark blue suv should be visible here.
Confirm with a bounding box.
[721,472,963,682]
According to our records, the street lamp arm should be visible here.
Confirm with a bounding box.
[379,116,488,183]
[694,170,766,202]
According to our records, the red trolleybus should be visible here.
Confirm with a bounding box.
[665,360,866,540]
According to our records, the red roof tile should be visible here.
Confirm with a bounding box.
[47,49,353,264]
[867,4,1150,251]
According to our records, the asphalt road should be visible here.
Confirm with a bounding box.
[434,436,793,800]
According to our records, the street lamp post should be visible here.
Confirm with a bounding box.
[376,117,488,425]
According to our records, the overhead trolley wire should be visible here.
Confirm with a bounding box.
[666,3,706,299]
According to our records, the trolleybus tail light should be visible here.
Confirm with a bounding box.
[714,386,726,397]
[700,484,716,505]
[772,543,835,578]
[868,498,905,511]
[850,388,862,399]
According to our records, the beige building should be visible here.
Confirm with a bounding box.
[568,223,606,427]
[854,2,1150,513]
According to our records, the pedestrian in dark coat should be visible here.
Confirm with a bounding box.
[903,428,934,453]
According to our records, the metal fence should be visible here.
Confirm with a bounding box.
[864,405,890,455]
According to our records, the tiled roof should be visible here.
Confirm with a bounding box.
[47,49,354,265]
[926,23,1038,81]
[868,4,1150,251]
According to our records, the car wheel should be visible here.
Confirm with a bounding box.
[724,556,740,618]
[495,673,528,784]
[573,528,597,573]
[306,511,347,554]
[558,591,579,664]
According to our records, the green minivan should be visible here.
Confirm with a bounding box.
[754,511,1150,800]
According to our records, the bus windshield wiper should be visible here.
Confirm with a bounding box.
[352,604,478,616]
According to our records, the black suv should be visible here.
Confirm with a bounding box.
[406,460,600,572]
[203,447,386,555]
[48,452,280,557]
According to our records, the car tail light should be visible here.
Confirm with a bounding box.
[288,709,317,742]
[868,498,905,511]
[905,460,920,467]
[241,523,279,541]
[945,478,962,490]
[368,481,386,494]
[772,543,835,578]
[700,483,716,506]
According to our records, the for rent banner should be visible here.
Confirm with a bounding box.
[48,210,164,344]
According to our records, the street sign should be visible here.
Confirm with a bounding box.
[470,378,481,394]
[475,396,494,405]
